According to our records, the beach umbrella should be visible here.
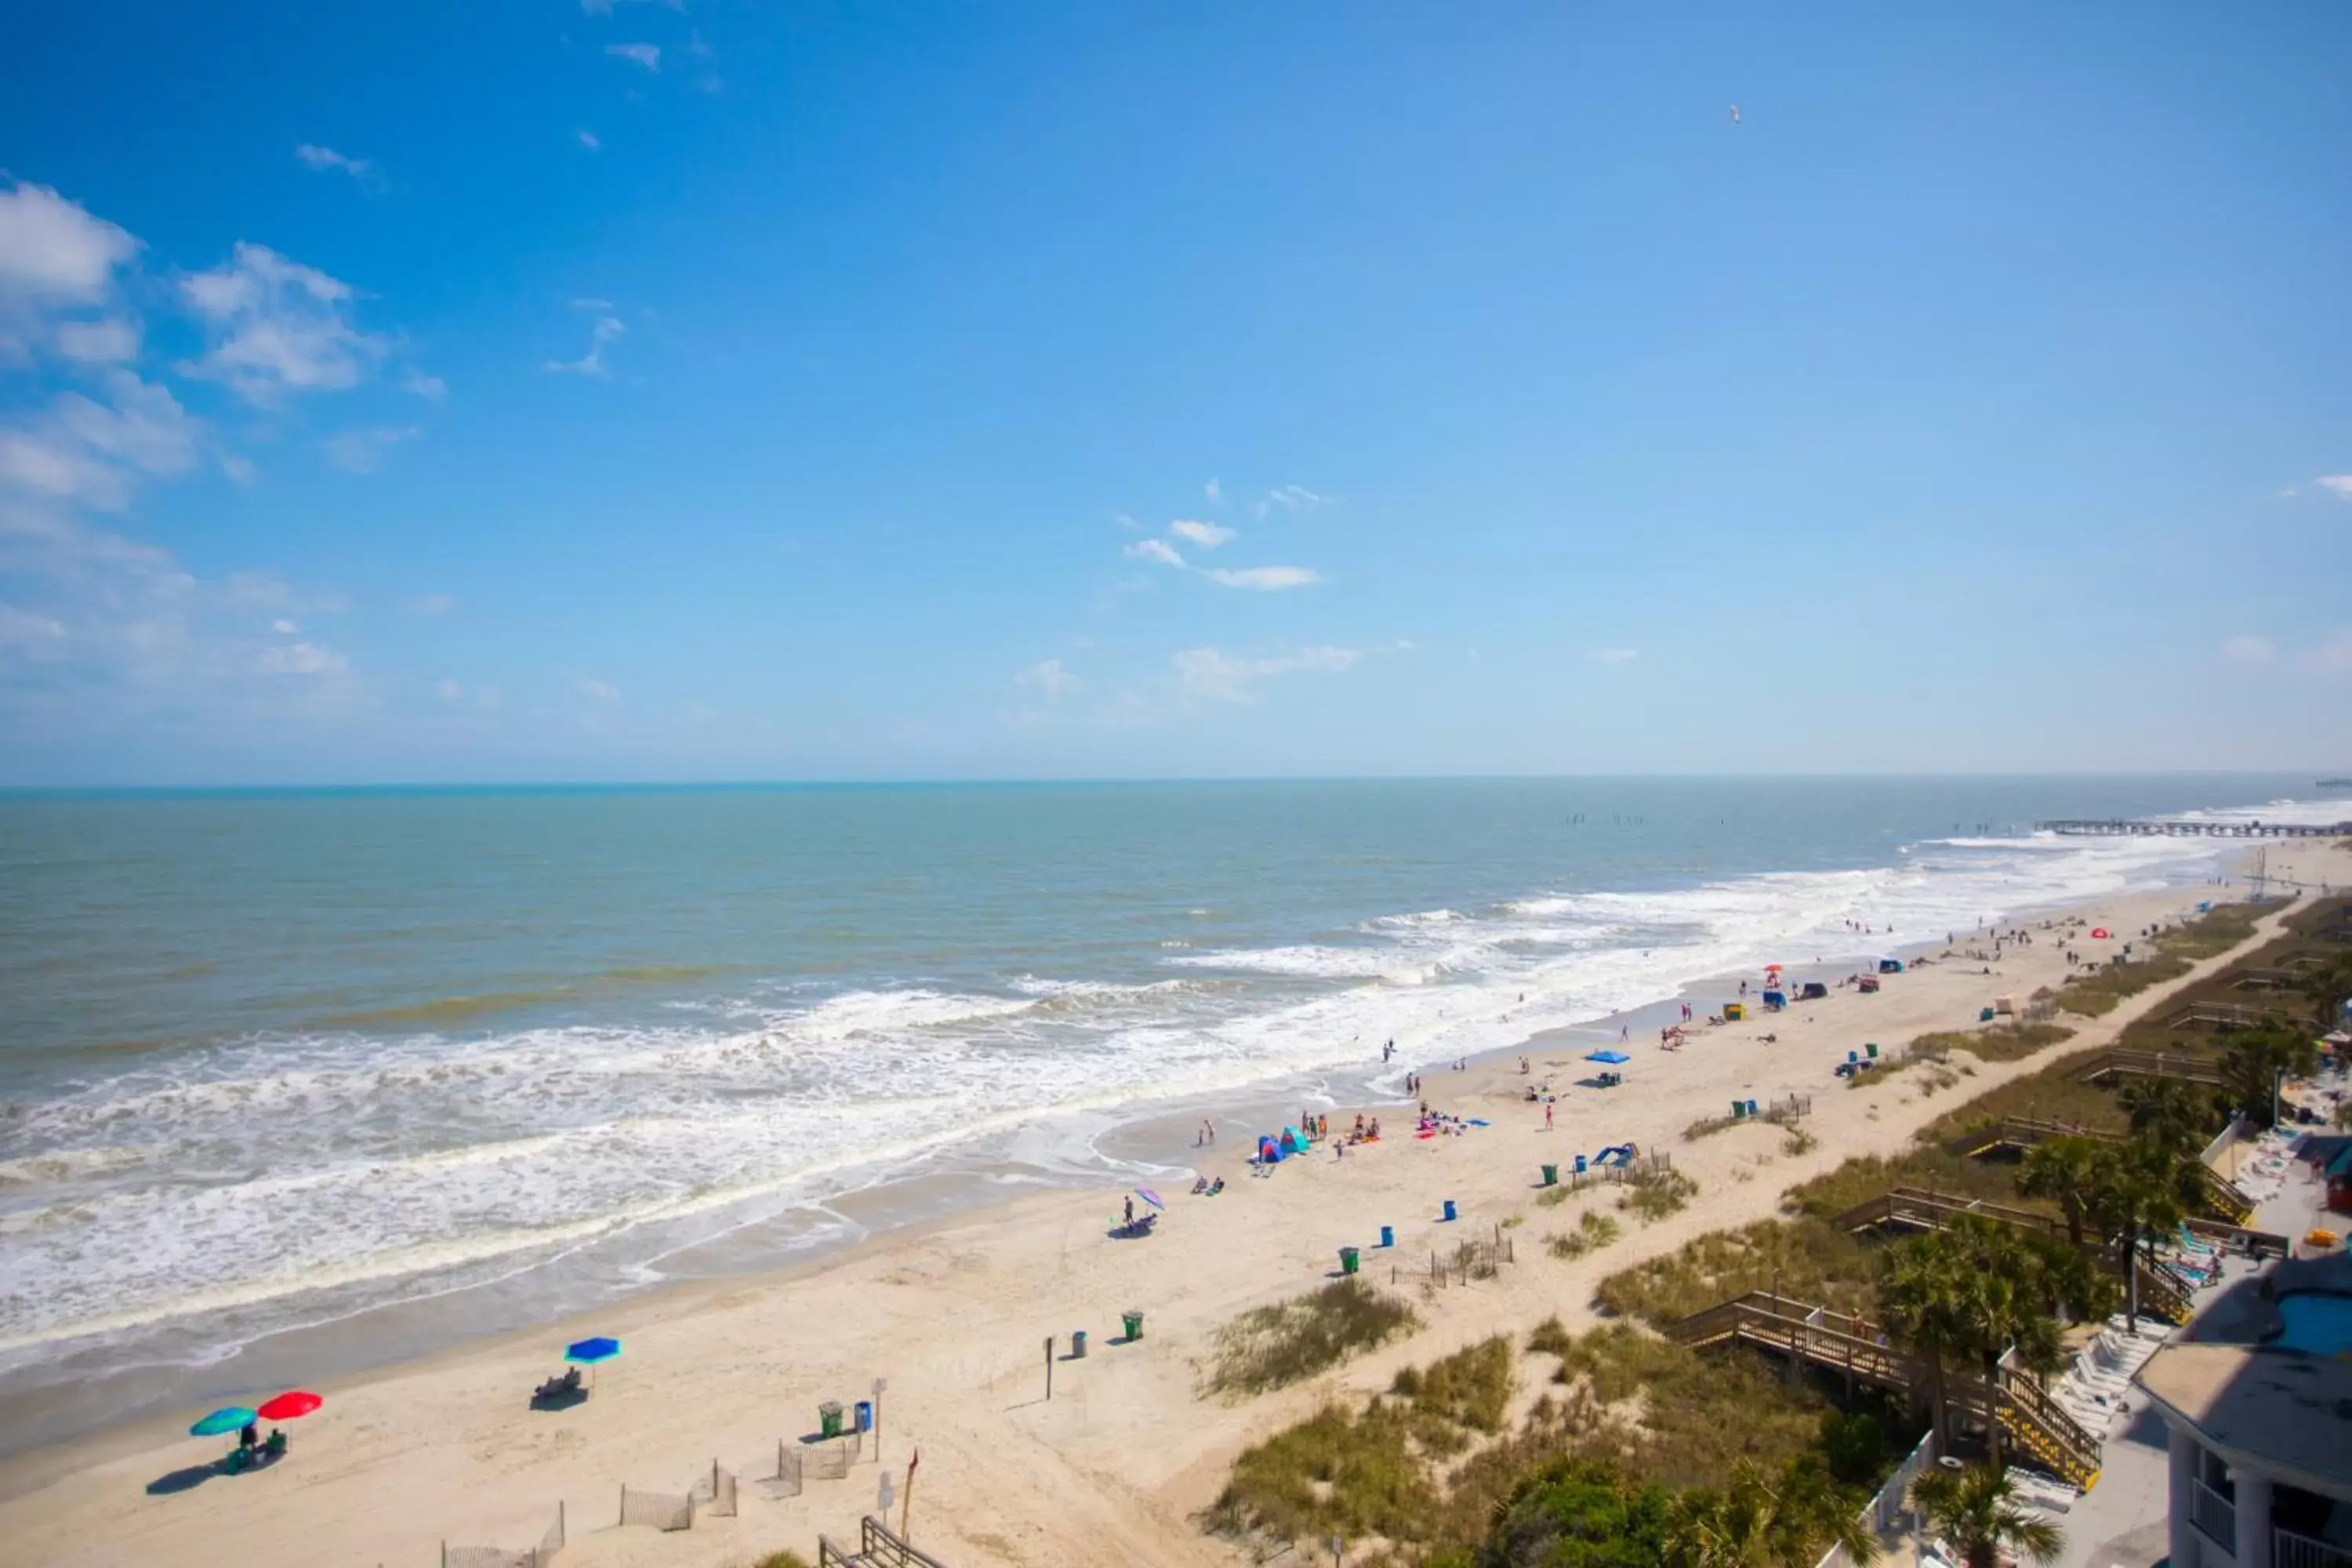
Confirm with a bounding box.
[565,1335,621,1389]
[190,1406,256,1438]
[1134,1187,1165,1210]
[256,1391,321,1421]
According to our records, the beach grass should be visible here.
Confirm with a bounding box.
[1205,1401,1437,1545]
[1913,1021,2075,1063]
[1393,1334,1515,1435]
[1546,1209,1622,1261]
[751,1555,815,1568]
[1548,1323,1838,1489]
[1595,1217,1878,1325]
[1201,1277,1418,1399]
[1617,1167,1698,1223]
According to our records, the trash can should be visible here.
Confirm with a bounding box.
[1338,1246,1360,1276]
[1069,1331,1087,1359]
[1378,1225,1395,1248]
[1121,1310,1144,1341]
[1730,1100,1744,1118]
[1442,1199,1457,1222]
[1865,1042,1879,1058]
[819,1400,844,1439]
[855,1399,874,1431]
[1980,1007,1995,1022]
[1541,1163,1558,1186]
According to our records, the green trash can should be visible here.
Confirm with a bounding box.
[1866,1042,1879,1058]
[1121,1309,1145,1341]
[1541,1163,1559,1186]
[1338,1245,1360,1275]
[1071,1330,1088,1358]
[818,1399,844,1439]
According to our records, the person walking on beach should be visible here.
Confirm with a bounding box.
[1544,1102,1553,1131]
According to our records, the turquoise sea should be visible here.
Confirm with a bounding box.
[0,775,2339,1446]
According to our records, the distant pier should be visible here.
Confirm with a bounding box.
[2034,818,2350,838]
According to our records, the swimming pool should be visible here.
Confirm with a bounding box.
[2270,1291,2352,1355]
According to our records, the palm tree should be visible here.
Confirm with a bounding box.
[1911,1463,2063,1568]
[1661,1457,1878,1568]
[2220,1026,2320,1129]
[2083,1144,2187,1327]
[2296,956,2352,1033]
[2017,1136,2103,1248]
[1877,1235,1972,1460]
[1929,1218,2108,1472]
[2116,1077,2211,1157]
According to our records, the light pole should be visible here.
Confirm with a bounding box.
[873,1376,887,1463]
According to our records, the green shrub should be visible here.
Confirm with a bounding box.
[1617,1168,1698,1223]
[1205,1402,1436,1544]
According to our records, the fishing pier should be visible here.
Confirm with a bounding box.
[2034,818,2348,838]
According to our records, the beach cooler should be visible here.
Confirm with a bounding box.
[1725,1003,1746,1021]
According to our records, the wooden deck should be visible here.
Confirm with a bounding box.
[1666,1290,2103,1489]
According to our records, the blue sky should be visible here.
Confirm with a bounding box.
[2,2,2347,784]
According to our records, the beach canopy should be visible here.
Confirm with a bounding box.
[256,1391,321,1421]
[190,1406,256,1438]
[565,1337,621,1366]
[1585,1049,1631,1064]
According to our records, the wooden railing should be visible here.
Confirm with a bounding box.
[1665,1293,2102,1489]
[818,1515,952,1568]
[1940,1116,2258,1225]
[1833,1187,2194,1325]
[2074,1049,2229,1089]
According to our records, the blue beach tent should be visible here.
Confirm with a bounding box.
[1584,1049,1631,1065]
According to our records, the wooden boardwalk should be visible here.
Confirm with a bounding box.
[1831,1186,2194,1325]
[820,1515,952,1568]
[1666,1290,2103,1489]
[1939,1115,2280,1240]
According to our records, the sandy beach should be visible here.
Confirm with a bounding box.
[3,843,2345,1568]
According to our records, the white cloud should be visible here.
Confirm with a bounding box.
[2317,476,2352,502]
[219,453,256,485]
[579,677,622,702]
[1254,484,1330,518]
[401,369,446,399]
[271,619,299,634]
[2220,634,2277,665]
[437,678,464,702]
[293,145,376,187]
[577,129,604,152]
[688,29,714,57]
[179,242,386,405]
[1205,479,1222,506]
[1173,644,1361,703]
[1590,647,1638,664]
[605,42,662,70]
[253,640,349,677]
[1124,537,1185,568]
[55,318,140,364]
[0,372,201,511]
[407,593,458,616]
[0,181,140,311]
[1169,519,1236,548]
[546,314,625,376]
[322,426,420,474]
[0,605,68,654]
[1016,658,1076,700]
[1203,564,1320,590]
[2308,628,2352,672]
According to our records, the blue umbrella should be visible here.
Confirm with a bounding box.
[565,1336,620,1366]
[191,1406,256,1438]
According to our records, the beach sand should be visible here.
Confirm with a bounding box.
[3,848,2344,1568]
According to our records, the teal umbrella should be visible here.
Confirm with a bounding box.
[191,1406,256,1438]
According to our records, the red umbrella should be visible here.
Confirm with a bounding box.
[256,1391,322,1421]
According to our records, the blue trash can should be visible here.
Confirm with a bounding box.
[1442,1199,1457,1222]
[855,1399,874,1430]
[1378,1225,1395,1248]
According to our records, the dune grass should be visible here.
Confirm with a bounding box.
[1549,1323,1839,1489]
[1617,1167,1699,1223]
[1206,1402,1436,1544]
[1595,1217,1878,1326]
[1202,1277,1418,1399]
[1912,1021,2076,1063]
[1393,1335,1515,1435]
[1547,1208,1623,1261]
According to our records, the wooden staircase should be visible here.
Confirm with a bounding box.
[1666,1291,2103,1491]
[819,1515,952,1568]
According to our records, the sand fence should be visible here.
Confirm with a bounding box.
[441,1503,564,1567]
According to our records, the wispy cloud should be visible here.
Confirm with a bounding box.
[55,317,140,364]
[1204,478,1222,506]
[292,145,379,191]
[1124,537,1184,568]
[2310,629,2352,672]
[1173,644,1361,703]
[2220,634,2276,665]
[579,677,622,702]
[321,425,419,474]
[0,371,201,511]
[401,369,446,399]
[1203,564,1319,591]
[406,593,457,616]
[1169,519,1235,548]
[1254,484,1330,518]
[2317,475,2352,502]
[0,180,143,361]
[1016,658,1076,701]
[178,242,386,405]
[604,42,661,71]
[546,311,625,376]
[1590,647,1638,664]
[576,129,604,153]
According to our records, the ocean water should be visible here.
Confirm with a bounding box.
[0,775,2340,1444]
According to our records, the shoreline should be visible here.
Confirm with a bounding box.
[0,851,2258,1465]
[8,837,2343,1566]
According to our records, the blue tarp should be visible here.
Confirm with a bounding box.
[1585,1049,1630,1064]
